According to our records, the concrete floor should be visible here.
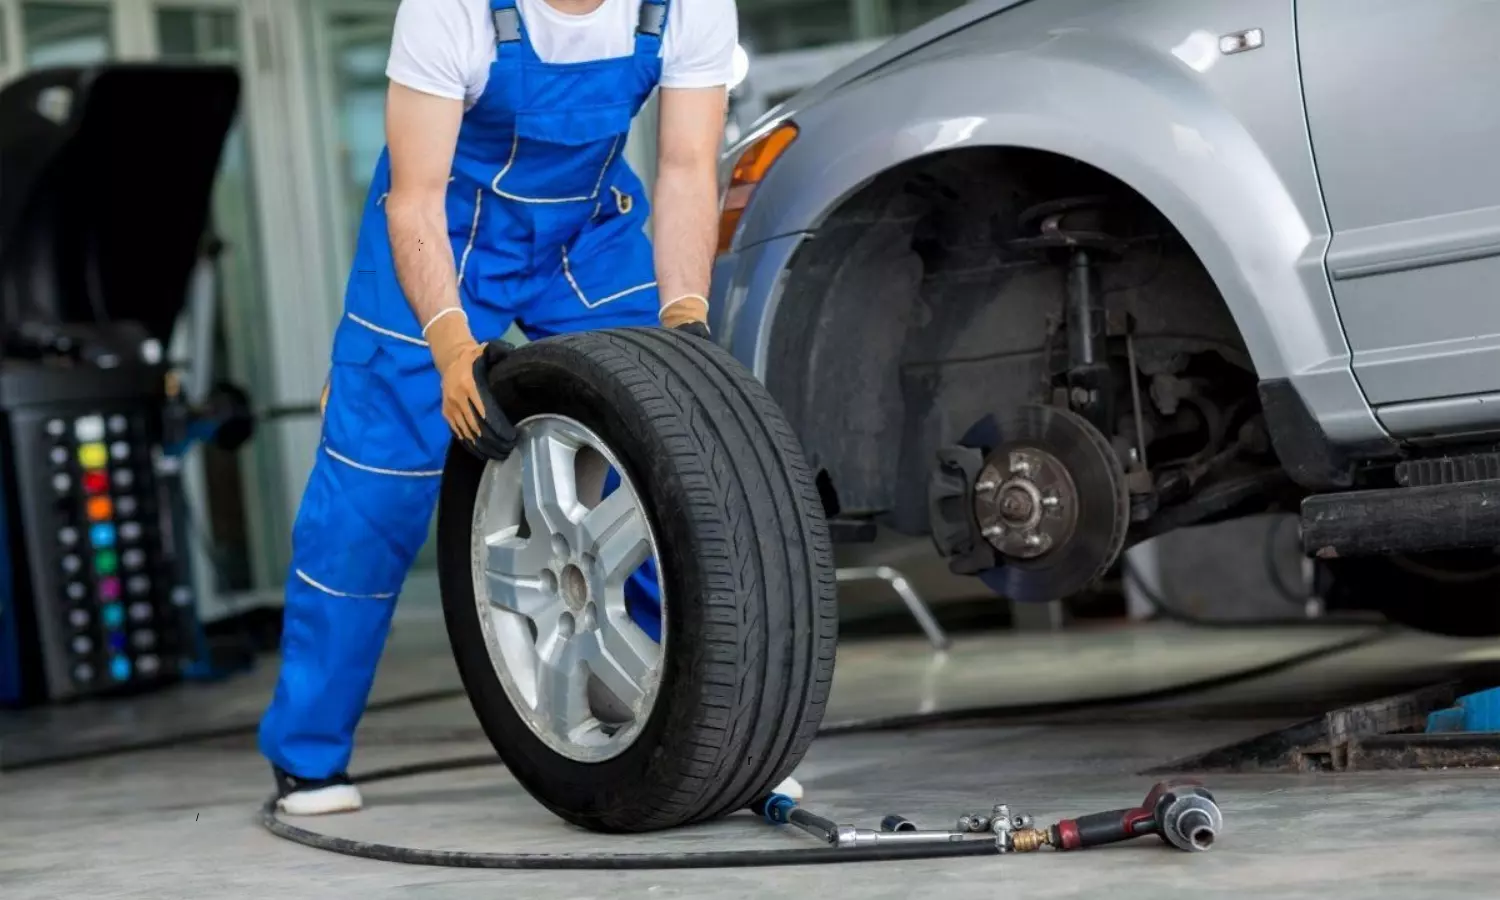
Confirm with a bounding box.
[5,618,1500,899]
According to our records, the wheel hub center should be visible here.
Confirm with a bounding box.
[998,483,1039,525]
[974,446,1078,561]
[561,563,590,613]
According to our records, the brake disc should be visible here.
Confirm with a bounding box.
[958,405,1130,604]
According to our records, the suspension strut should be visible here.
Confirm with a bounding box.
[1007,196,1127,435]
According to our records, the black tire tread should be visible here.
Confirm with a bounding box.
[625,328,838,823]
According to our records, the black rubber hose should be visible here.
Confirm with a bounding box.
[259,791,998,870]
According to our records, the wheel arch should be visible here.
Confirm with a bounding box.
[719,21,1405,520]
[729,17,1388,445]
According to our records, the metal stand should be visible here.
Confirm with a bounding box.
[167,240,224,625]
[836,566,950,651]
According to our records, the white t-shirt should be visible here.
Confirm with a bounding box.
[387,0,738,108]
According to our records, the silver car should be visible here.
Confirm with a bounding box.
[708,0,1500,636]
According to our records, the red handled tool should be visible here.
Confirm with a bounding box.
[1009,779,1223,853]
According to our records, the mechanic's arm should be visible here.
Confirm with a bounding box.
[652,85,728,331]
[384,82,486,439]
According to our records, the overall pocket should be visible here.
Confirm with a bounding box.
[492,103,634,203]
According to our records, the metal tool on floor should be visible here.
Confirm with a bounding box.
[1004,780,1223,853]
[758,794,981,849]
[753,779,1222,856]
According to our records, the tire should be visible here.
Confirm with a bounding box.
[436,327,838,833]
[1322,551,1500,637]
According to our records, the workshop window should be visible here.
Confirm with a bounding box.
[738,0,971,54]
[157,8,239,64]
[21,2,113,67]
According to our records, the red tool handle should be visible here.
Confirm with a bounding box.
[1051,807,1157,851]
[1049,779,1202,851]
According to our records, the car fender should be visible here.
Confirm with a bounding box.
[731,0,1387,446]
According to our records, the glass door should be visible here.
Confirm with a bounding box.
[303,0,396,302]
[149,2,272,599]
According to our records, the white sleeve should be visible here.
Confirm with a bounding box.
[386,0,479,101]
[661,0,738,90]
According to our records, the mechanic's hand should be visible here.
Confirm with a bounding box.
[674,321,711,340]
[425,311,490,443]
[660,294,710,339]
[461,341,519,461]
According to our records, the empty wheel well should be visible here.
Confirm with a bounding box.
[764,147,1254,534]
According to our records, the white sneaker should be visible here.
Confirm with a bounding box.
[772,775,805,801]
[273,767,364,816]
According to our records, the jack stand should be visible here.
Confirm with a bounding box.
[837,566,950,651]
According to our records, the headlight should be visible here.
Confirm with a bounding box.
[716,121,798,256]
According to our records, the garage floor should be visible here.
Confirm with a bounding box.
[6,611,1500,899]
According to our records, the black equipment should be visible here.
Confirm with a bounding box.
[0,64,241,705]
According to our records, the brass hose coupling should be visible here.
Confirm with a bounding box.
[1009,828,1053,852]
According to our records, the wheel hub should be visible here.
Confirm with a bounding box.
[975,448,1078,560]
[561,563,590,612]
[470,415,666,763]
[930,404,1130,604]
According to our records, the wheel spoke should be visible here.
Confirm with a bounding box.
[585,488,651,586]
[535,636,593,739]
[584,617,658,713]
[485,570,563,621]
[521,429,581,540]
[485,529,548,577]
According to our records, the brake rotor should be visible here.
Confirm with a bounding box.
[965,405,1130,604]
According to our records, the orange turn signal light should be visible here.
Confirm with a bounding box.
[716,122,798,256]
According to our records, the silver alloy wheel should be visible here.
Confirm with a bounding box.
[470,414,666,763]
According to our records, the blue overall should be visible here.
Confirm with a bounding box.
[259,0,671,780]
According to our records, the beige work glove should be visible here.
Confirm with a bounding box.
[425,311,488,442]
[661,294,710,339]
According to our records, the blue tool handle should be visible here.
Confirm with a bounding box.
[754,793,798,825]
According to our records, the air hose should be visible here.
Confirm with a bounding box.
[257,629,1386,870]
[261,792,999,869]
[259,756,998,869]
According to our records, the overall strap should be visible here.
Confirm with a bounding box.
[490,0,531,57]
[634,0,670,57]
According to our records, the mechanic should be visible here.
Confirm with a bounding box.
[257,0,803,815]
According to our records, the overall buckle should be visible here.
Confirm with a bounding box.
[492,8,522,43]
[611,186,634,215]
[637,1,666,37]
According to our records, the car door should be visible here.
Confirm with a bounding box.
[1297,0,1500,437]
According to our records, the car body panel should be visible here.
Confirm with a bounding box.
[709,232,806,379]
[735,0,1036,138]
[1297,0,1500,427]
[715,0,1387,445]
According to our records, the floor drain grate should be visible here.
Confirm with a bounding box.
[1145,681,1500,774]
